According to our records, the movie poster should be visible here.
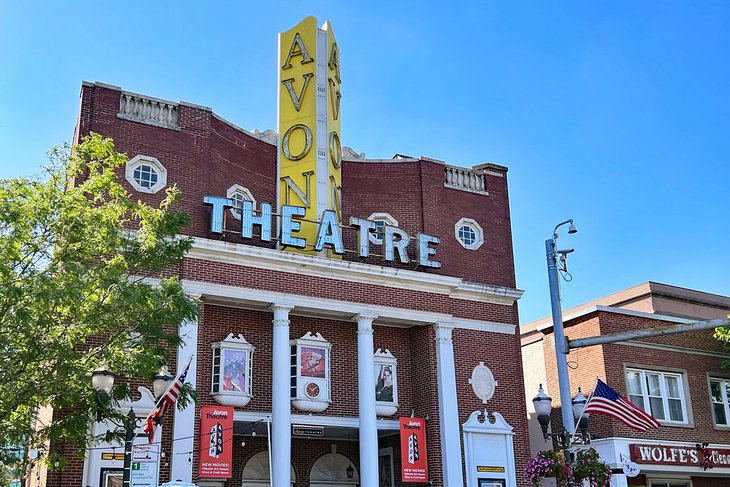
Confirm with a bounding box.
[300,346,326,377]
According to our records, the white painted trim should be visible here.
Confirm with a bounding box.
[187,236,523,306]
[454,218,484,251]
[171,318,198,483]
[180,278,516,334]
[535,305,696,331]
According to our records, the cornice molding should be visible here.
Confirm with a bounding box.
[188,237,523,306]
[179,278,516,335]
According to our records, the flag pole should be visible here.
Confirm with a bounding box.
[569,376,599,445]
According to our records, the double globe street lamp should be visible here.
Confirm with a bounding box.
[532,385,591,447]
[92,364,174,487]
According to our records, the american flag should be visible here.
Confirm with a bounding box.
[144,357,192,443]
[584,379,661,432]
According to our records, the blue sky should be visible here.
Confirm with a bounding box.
[1,1,729,324]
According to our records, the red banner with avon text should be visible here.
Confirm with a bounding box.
[399,417,428,482]
[199,405,233,478]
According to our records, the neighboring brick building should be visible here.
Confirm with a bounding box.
[42,78,529,487]
[522,282,730,487]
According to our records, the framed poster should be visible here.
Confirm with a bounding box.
[478,480,505,487]
[221,348,247,392]
[300,346,326,377]
[375,364,395,402]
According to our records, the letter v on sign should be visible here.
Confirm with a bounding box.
[282,73,313,112]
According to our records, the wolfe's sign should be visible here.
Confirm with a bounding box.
[629,443,729,468]
[277,17,341,257]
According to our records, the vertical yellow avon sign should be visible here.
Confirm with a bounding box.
[277,17,342,256]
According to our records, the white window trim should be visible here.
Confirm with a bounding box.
[367,212,398,245]
[708,375,730,429]
[454,217,484,250]
[125,155,167,194]
[647,476,692,487]
[625,367,689,425]
[226,184,256,220]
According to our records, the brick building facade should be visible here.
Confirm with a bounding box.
[522,282,730,487]
[42,79,529,487]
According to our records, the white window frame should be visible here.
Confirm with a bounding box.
[647,477,692,487]
[708,376,730,428]
[226,184,256,220]
[125,155,167,194]
[367,212,398,245]
[454,217,484,250]
[625,367,689,425]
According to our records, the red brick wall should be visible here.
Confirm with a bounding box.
[76,82,516,288]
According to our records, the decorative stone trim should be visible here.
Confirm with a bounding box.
[118,92,180,130]
[455,217,484,251]
[125,155,167,194]
[444,165,488,195]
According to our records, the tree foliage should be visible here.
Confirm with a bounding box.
[0,133,198,471]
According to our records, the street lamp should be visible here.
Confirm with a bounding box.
[92,365,173,487]
[532,385,591,447]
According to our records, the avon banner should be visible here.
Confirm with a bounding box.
[199,405,233,478]
[399,417,428,482]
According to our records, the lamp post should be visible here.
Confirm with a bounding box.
[92,365,173,487]
[539,219,585,484]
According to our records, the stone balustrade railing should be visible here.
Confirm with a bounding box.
[118,92,179,129]
[444,165,488,194]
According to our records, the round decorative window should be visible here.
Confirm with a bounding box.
[125,155,167,194]
[133,164,159,189]
[226,184,256,220]
[367,213,398,245]
[454,217,484,250]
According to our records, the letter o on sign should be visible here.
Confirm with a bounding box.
[282,124,313,161]
[329,131,341,169]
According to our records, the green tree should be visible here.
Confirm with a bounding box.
[0,133,198,472]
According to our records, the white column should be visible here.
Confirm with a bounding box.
[434,322,464,486]
[271,304,294,487]
[171,318,198,483]
[356,313,379,487]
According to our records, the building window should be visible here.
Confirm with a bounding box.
[626,368,688,424]
[367,213,398,245]
[125,155,167,194]
[710,377,730,426]
[454,217,484,250]
[648,480,690,487]
[226,184,256,220]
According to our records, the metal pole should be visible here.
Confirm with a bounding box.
[569,317,730,349]
[546,238,575,485]
[545,238,576,436]
[122,408,136,487]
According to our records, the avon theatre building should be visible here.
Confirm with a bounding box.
[47,18,529,487]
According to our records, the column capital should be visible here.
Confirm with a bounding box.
[434,321,455,344]
[355,313,378,334]
[270,303,295,326]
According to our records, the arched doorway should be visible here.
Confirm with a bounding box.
[310,453,359,487]
[241,451,296,487]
